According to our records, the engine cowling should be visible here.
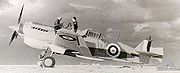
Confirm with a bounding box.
[106,43,121,58]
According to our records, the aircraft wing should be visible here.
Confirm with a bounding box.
[75,54,139,63]
[76,55,104,61]
[51,29,92,57]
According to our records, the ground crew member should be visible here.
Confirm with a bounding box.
[54,17,63,34]
[72,17,78,33]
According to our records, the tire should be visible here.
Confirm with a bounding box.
[42,56,56,68]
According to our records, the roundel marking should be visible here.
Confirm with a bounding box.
[108,45,119,56]
[59,35,77,41]
[106,43,121,58]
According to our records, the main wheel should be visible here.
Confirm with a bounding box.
[42,56,56,68]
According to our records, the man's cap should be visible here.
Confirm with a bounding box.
[57,17,62,20]
[72,17,76,21]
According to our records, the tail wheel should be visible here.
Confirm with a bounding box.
[43,56,56,68]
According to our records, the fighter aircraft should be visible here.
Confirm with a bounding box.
[9,5,163,68]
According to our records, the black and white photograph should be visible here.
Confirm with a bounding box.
[0,0,180,73]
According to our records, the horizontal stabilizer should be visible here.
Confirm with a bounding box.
[137,48,163,57]
[137,48,163,64]
[150,47,164,56]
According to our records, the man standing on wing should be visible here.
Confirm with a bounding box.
[54,17,63,34]
[72,17,78,33]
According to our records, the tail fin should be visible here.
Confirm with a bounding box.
[135,36,152,52]
[135,36,153,64]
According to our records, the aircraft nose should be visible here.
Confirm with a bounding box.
[9,25,19,31]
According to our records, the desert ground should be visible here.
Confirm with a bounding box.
[0,65,179,73]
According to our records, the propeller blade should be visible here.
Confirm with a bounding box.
[9,31,18,45]
[18,5,24,24]
[9,5,24,45]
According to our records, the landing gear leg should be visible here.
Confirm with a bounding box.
[37,50,47,68]
[38,49,56,68]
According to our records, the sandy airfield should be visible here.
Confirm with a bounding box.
[0,65,179,73]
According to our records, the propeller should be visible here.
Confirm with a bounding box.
[9,5,24,45]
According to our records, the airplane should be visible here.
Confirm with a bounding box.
[9,5,164,68]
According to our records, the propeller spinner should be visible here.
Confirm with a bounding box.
[9,5,24,45]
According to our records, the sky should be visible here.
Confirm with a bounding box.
[0,0,180,64]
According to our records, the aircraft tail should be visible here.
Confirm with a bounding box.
[135,36,154,64]
[135,36,152,52]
